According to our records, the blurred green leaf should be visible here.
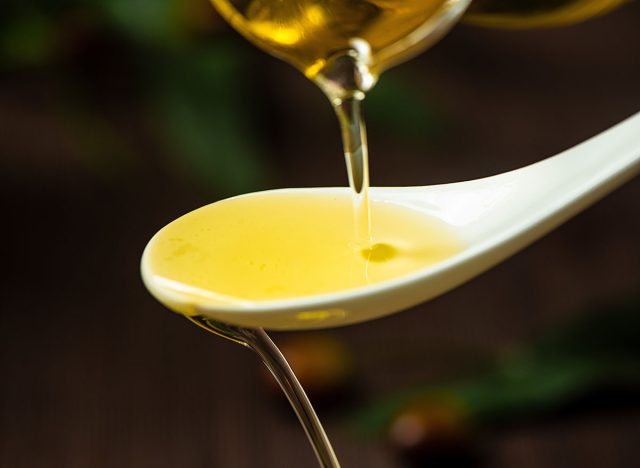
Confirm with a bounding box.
[0,0,269,193]
[533,300,640,360]
[366,72,446,142]
[352,299,640,436]
[148,44,271,195]
[102,0,180,45]
[1,14,57,65]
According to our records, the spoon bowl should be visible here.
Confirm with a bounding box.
[142,111,640,330]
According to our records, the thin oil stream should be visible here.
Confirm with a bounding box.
[187,317,341,468]
[317,39,378,250]
[334,93,372,249]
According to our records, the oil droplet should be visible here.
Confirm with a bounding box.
[361,243,396,262]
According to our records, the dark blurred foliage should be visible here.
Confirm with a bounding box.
[355,299,640,434]
[273,300,640,466]
[0,0,440,195]
[1,0,269,194]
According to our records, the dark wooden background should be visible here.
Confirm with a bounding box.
[2,3,640,467]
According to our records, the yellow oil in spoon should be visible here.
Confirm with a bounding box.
[145,190,463,310]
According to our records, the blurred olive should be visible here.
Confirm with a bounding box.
[263,334,355,401]
[387,398,478,467]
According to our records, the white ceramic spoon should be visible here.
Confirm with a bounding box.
[142,111,640,330]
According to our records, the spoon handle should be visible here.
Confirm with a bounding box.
[514,111,640,206]
[493,111,640,242]
[432,111,640,245]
